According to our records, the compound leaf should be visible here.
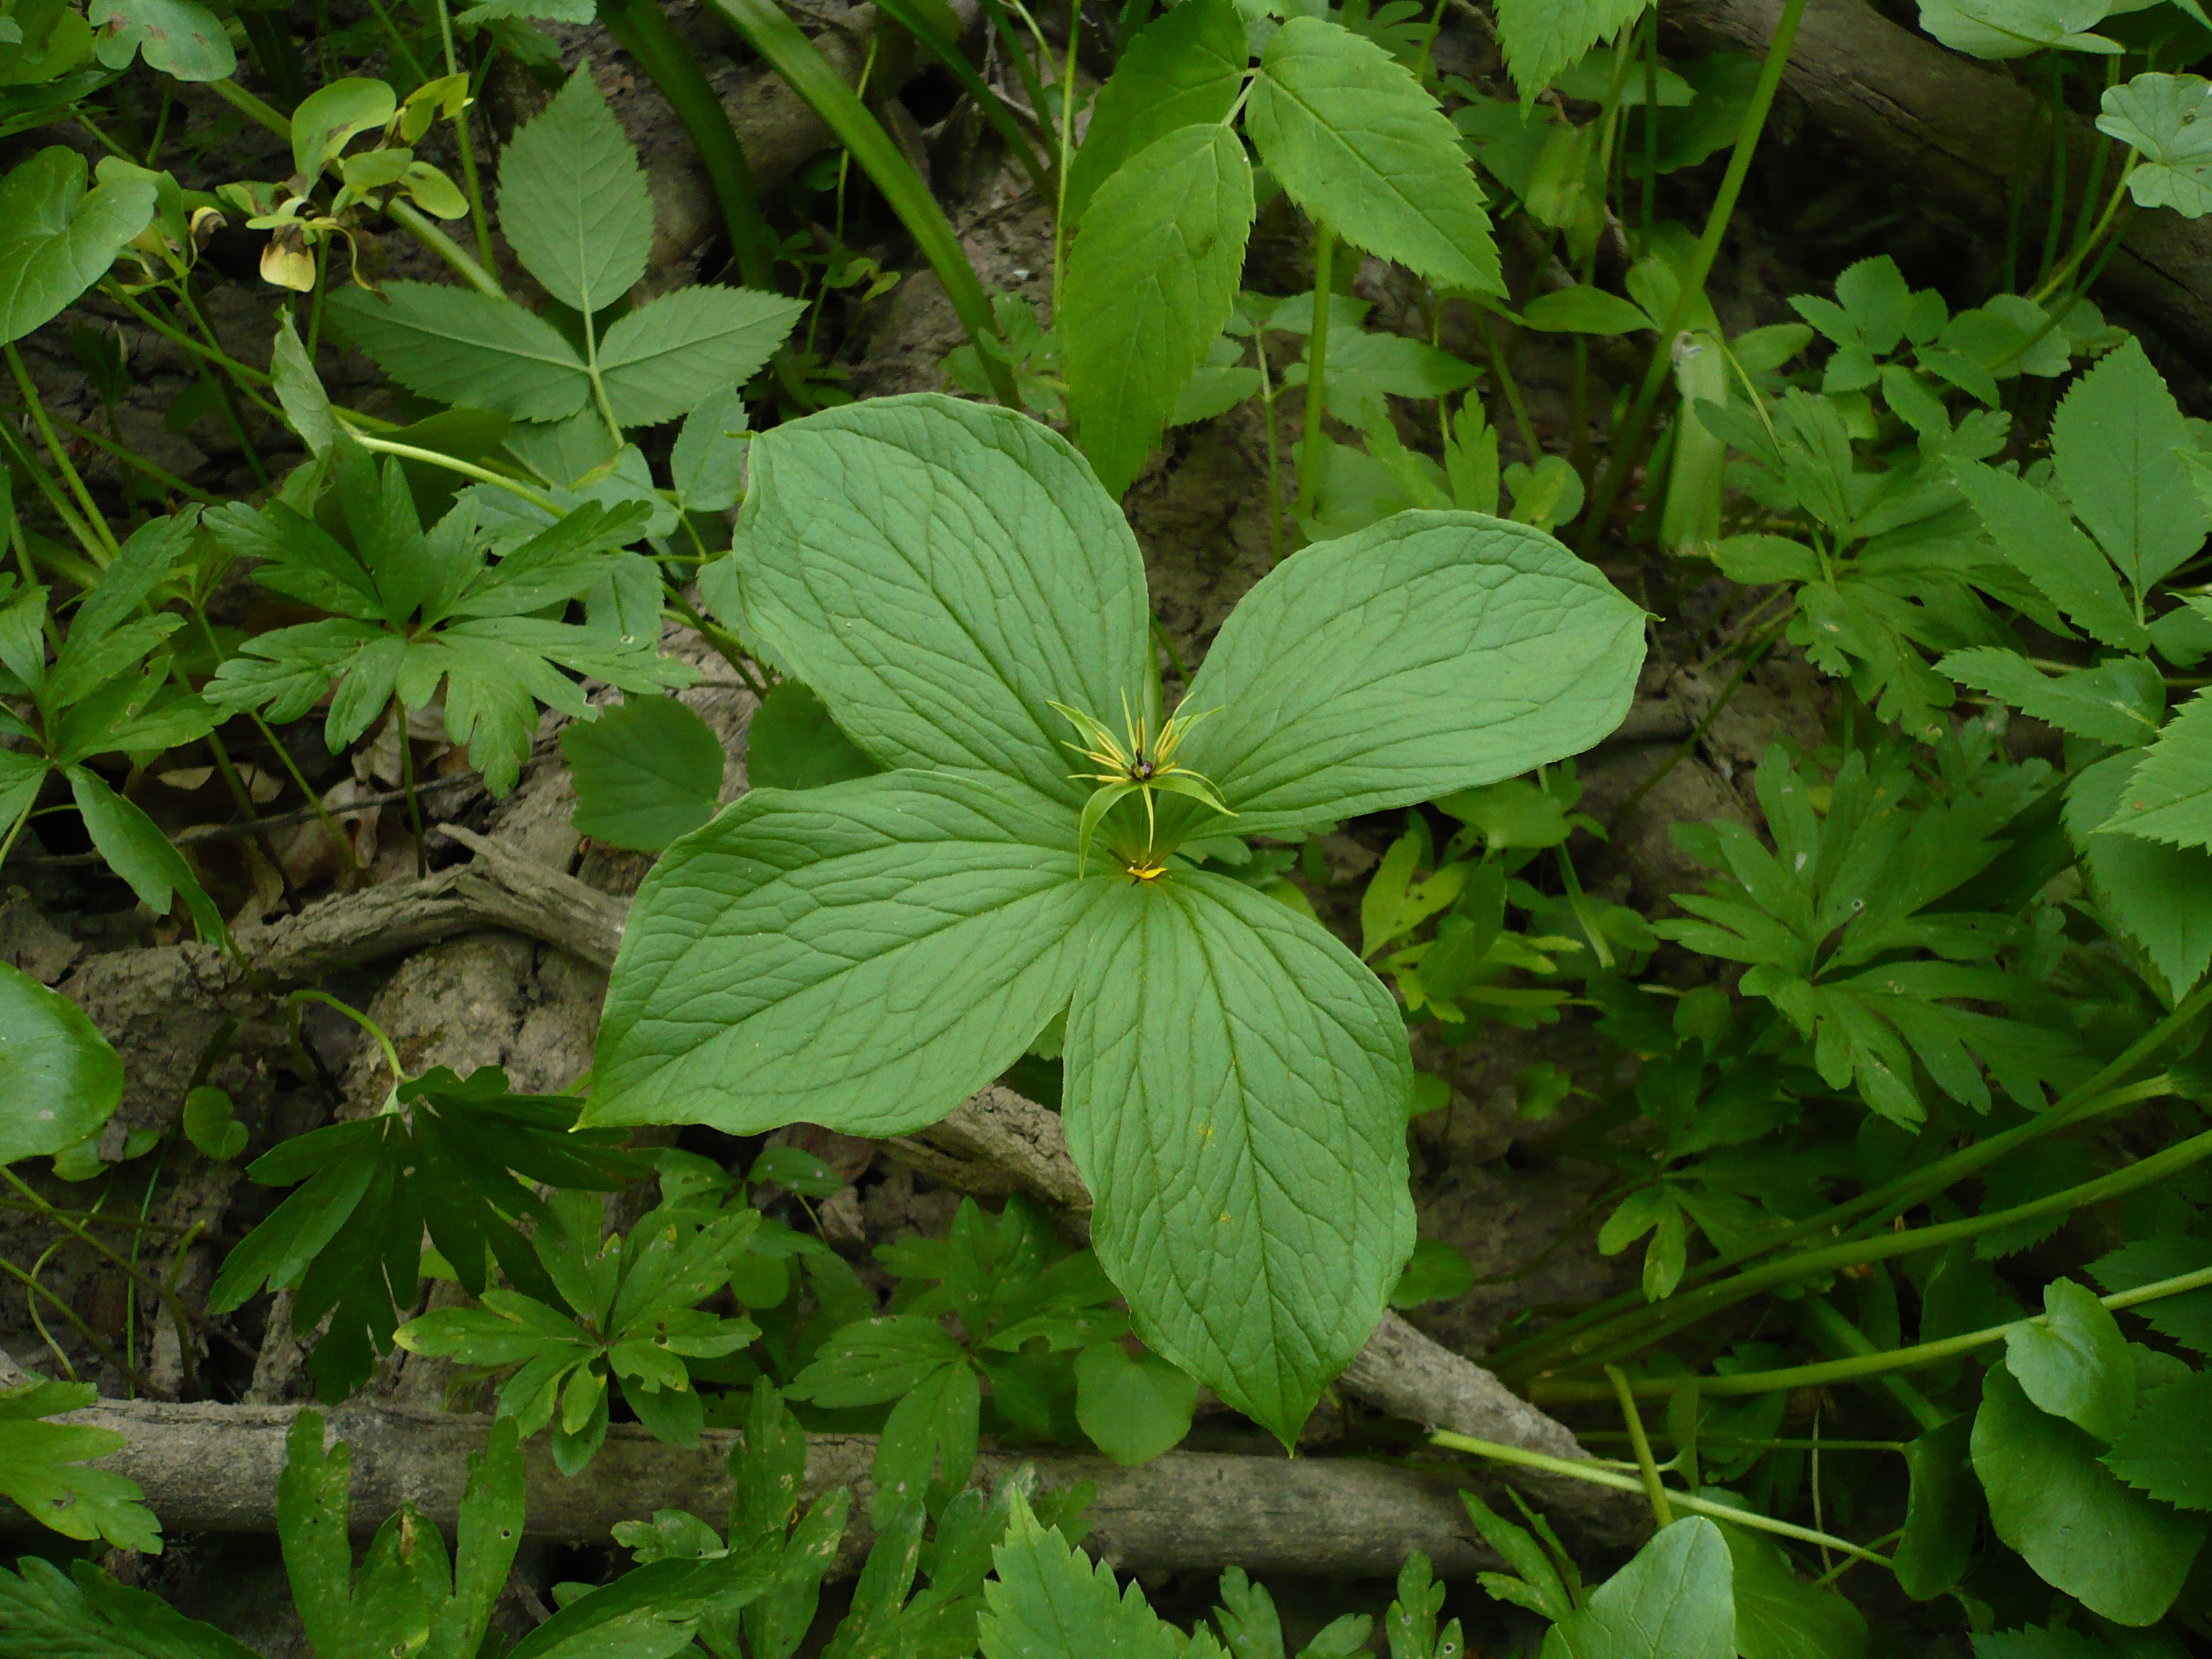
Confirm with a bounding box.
[2100,684,2212,850]
[1061,873,1414,1444]
[1492,0,1655,104]
[2049,336,2208,594]
[978,1488,1179,1659]
[2103,1372,2212,1509]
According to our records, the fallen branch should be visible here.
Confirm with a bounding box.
[49,1399,1507,1575]
[1667,0,2212,367]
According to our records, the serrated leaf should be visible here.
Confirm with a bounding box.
[329,282,588,422]
[1065,123,1253,498]
[0,149,155,345]
[978,1488,1180,1659]
[1064,0,1246,228]
[2100,681,2212,851]
[731,396,1152,812]
[0,959,122,1164]
[585,774,1107,1134]
[2065,750,2212,992]
[1248,17,1501,293]
[1177,512,1644,838]
[670,383,749,512]
[1540,1517,1734,1659]
[1493,0,1655,102]
[1951,459,2146,651]
[2049,336,2208,593]
[562,696,724,851]
[597,286,804,429]
[1940,647,2164,747]
[2005,1277,2136,1442]
[2103,1371,2212,1509]
[0,1385,160,1552]
[1061,873,1413,1444]
[2091,1236,2212,1353]
[1972,1364,2206,1627]
[498,68,653,314]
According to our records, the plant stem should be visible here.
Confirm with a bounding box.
[103,285,277,388]
[1296,222,1336,522]
[335,423,558,509]
[6,343,117,560]
[1608,1364,1673,1526]
[431,0,498,272]
[386,198,505,299]
[663,581,768,696]
[1428,1430,1894,1567]
[1532,1125,2212,1386]
[1576,0,1810,557]
[50,416,218,506]
[292,990,406,1086]
[0,1251,163,1397]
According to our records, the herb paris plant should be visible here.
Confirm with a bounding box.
[583,393,1645,1438]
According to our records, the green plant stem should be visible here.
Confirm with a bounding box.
[1795,1297,1948,1432]
[386,198,505,299]
[663,580,768,696]
[103,285,277,389]
[335,422,558,509]
[1493,982,2206,1382]
[292,990,405,1085]
[2030,162,2136,307]
[704,0,1018,404]
[1528,1130,2212,1392]
[394,695,427,876]
[979,0,1061,161]
[1254,338,1287,565]
[1296,222,1336,521]
[0,1250,163,1398]
[432,0,497,272]
[1576,0,1810,557]
[0,419,107,571]
[1428,1430,1893,1567]
[2038,53,2068,287]
[1051,6,1080,309]
[361,0,430,81]
[1607,1364,1673,1526]
[597,0,778,289]
[49,415,219,506]
[6,343,118,560]
[871,0,1051,194]
[1537,1261,2212,1406]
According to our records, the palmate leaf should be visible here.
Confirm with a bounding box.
[1062,872,1414,1437]
[589,393,1642,1439]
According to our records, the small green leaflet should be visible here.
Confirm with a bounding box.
[0,1376,162,1552]
[1062,0,1247,228]
[0,148,156,345]
[2100,72,2212,215]
[1246,17,1501,294]
[563,695,725,850]
[1491,0,1655,105]
[2063,750,2212,994]
[2098,684,2212,851]
[1064,121,1254,498]
[205,436,696,795]
[2103,1372,2212,1509]
[745,679,880,791]
[2004,1278,2135,1442]
[978,1489,1181,1659]
[1541,1517,1735,1659]
[330,69,801,439]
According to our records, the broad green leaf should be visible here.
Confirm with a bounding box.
[1177,511,1644,839]
[0,150,155,344]
[1064,0,1246,228]
[1247,17,1501,294]
[1940,648,2164,747]
[1061,873,1414,1443]
[508,408,621,486]
[1540,1517,1734,1659]
[278,1413,354,1656]
[586,773,1105,1135]
[870,1359,979,1521]
[2050,336,2208,593]
[0,960,122,1165]
[86,0,233,79]
[744,678,879,791]
[504,1560,707,1659]
[0,1555,258,1649]
[2103,1372,2212,1509]
[1521,284,1654,335]
[498,68,652,313]
[1972,1364,2206,1627]
[1064,122,1254,498]
[730,395,1152,811]
[2100,684,2212,850]
[1279,329,1480,428]
[2067,748,2212,989]
[68,766,224,943]
[2006,1279,2136,1442]
[561,696,724,850]
[1951,459,2146,652]
[1074,1342,1198,1465]
[1724,1525,1869,1659]
[978,1488,1180,1659]
[290,77,396,177]
[2092,1236,2212,1354]
[788,1315,965,1405]
[181,1085,246,1161]
[330,283,588,422]
[1918,0,2121,59]
[597,286,805,429]
[2100,73,2212,215]
[1895,1414,1979,1601]
[670,383,750,512]
[1492,0,1654,103]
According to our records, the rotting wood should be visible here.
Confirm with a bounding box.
[1666,0,2212,367]
[46,1399,1512,1574]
